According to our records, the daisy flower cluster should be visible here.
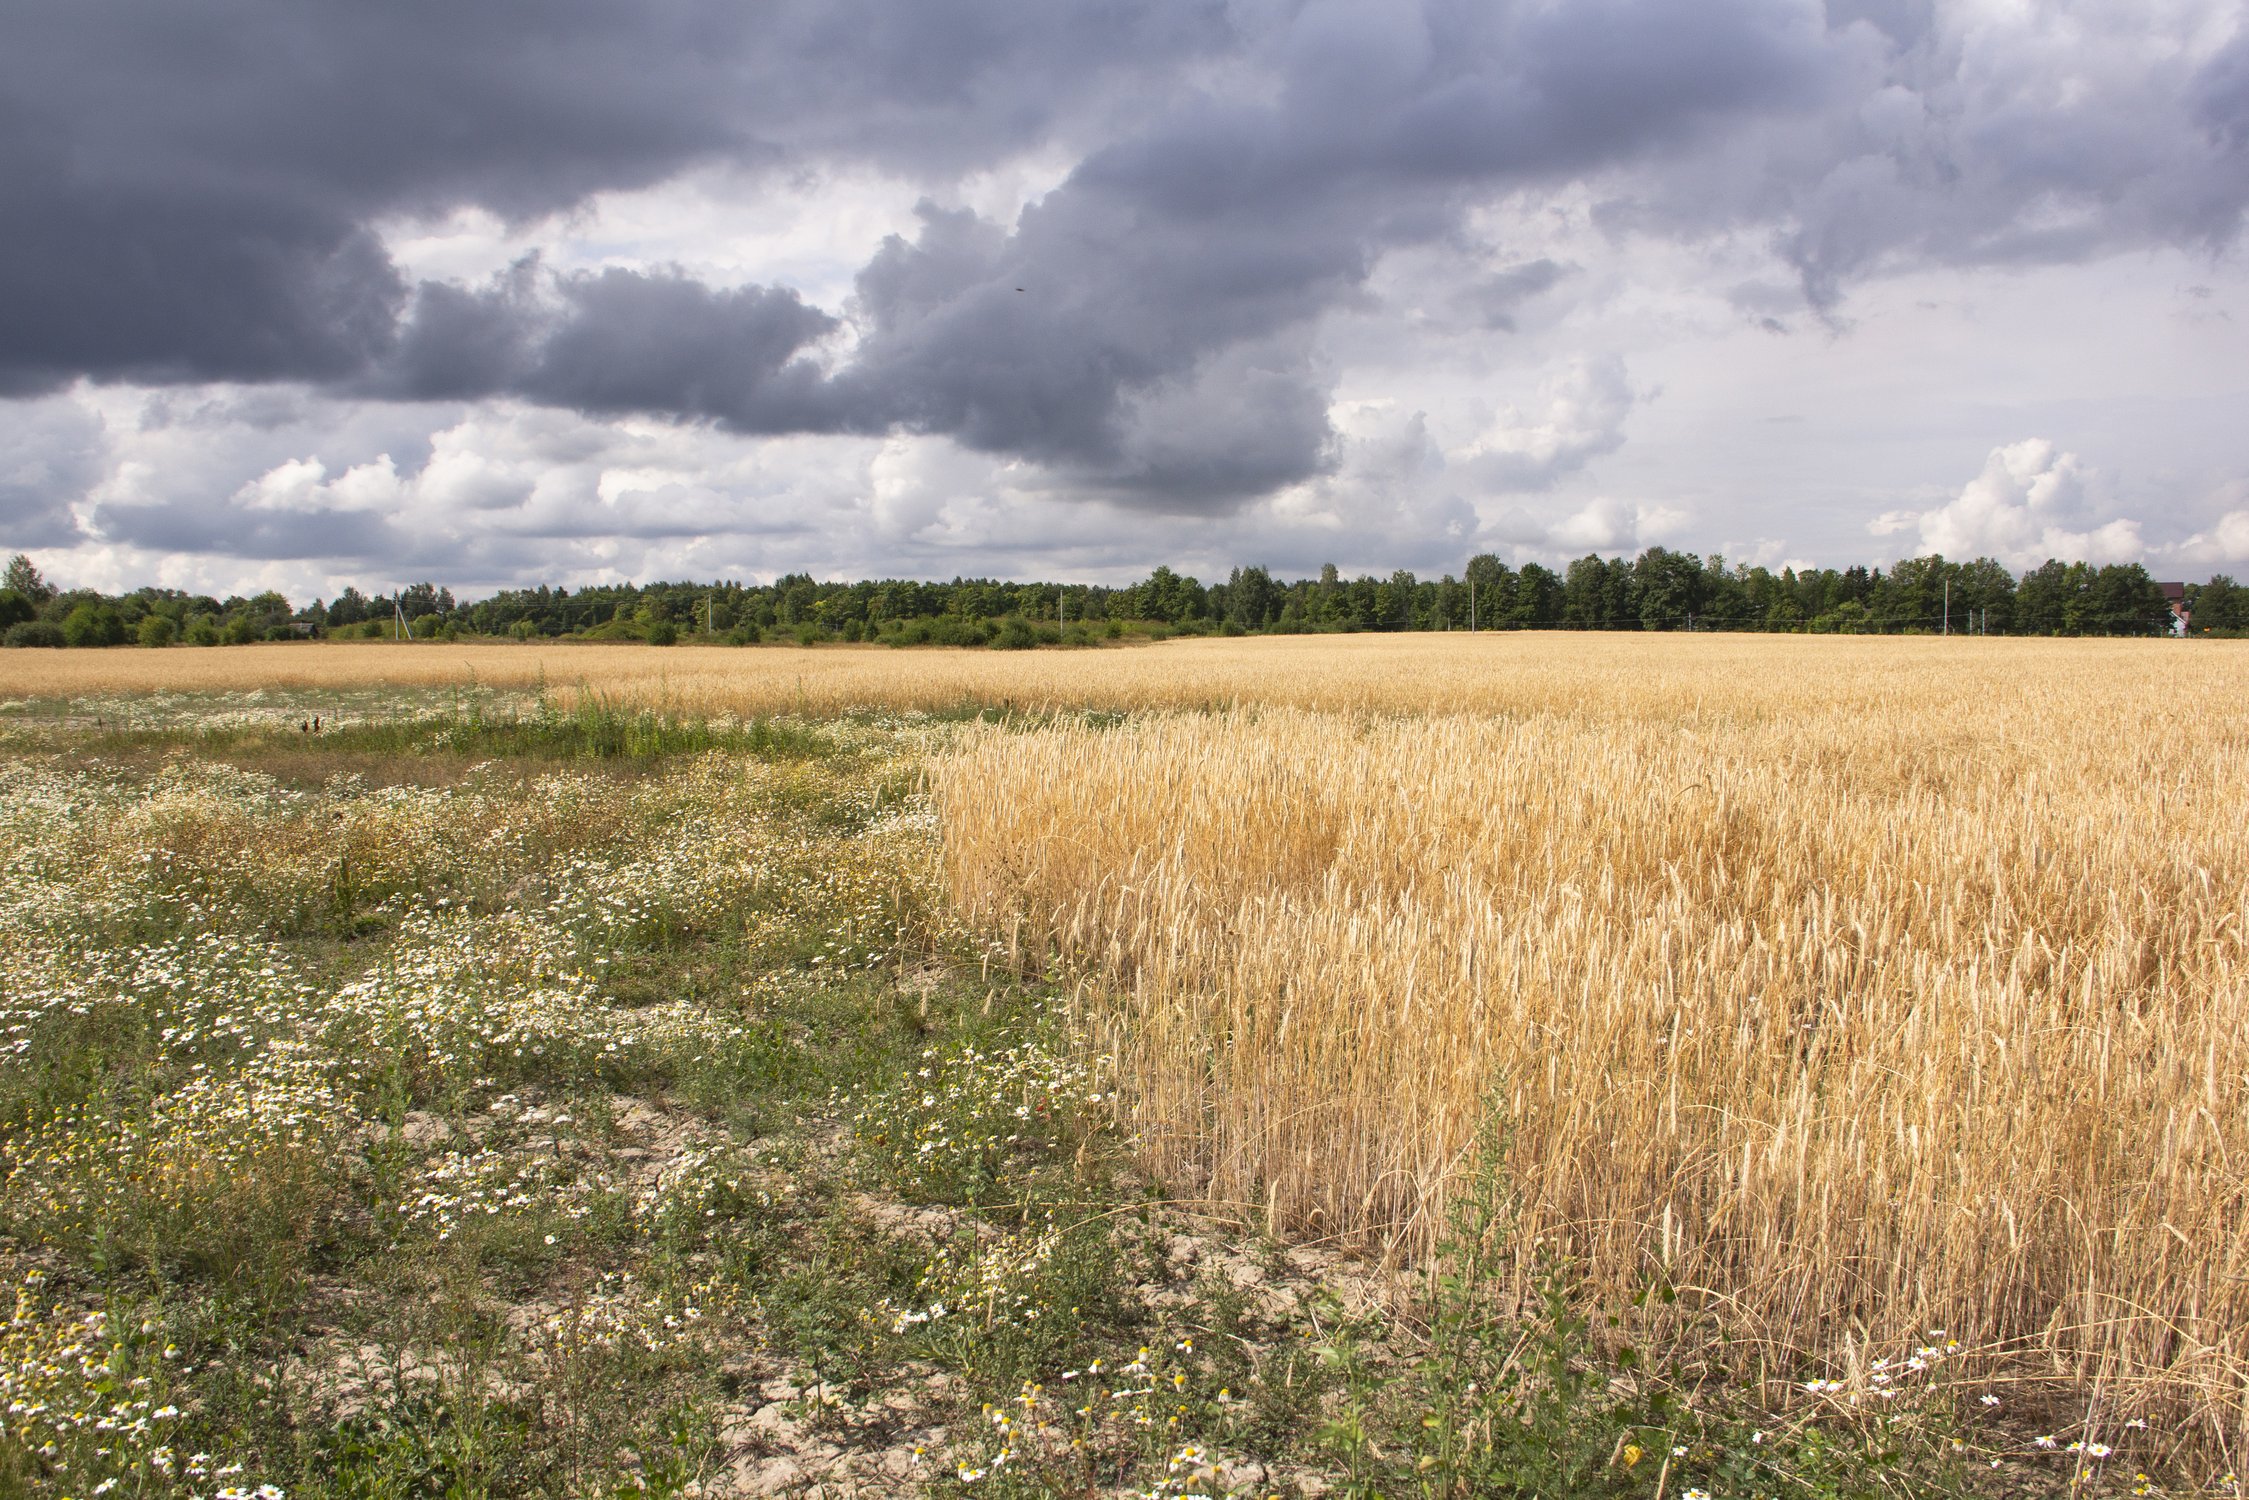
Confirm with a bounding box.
[627,1144,774,1241]
[849,1036,1107,1200]
[394,1143,594,1240]
[934,1341,1258,1497]
[324,908,749,1097]
[886,1219,1063,1337]
[530,1271,719,1359]
[0,1270,277,1500]
[3,1043,349,1246]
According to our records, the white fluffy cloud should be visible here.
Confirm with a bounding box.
[1870,439,2148,568]
[1458,355,1637,493]
[2172,487,2249,567]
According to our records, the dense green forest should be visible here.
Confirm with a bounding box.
[2,548,2240,648]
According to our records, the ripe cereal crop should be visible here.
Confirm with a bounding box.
[929,636,2249,1448]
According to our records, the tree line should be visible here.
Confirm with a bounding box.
[2,549,2241,649]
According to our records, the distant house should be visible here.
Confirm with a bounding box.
[2158,581,2189,634]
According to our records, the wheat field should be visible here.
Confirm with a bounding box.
[927,637,2249,1444]
[12,632,2248,1443]
[0,631,2232,720]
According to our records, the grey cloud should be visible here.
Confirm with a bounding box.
[91,501,402,563]
[1780,7,2249,304]
[0,397,105,547]
[381,264,839,429]
[1465,259,1571,330]
[8,0,2248,530]
[0,0,1228,394]
[1822,0,1935,51]
[813,0,1829,502]
[2195,24,2249,152]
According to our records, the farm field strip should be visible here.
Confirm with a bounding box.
[1,631,2230,720]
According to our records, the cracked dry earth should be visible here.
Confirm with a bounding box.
[696,1228,1379,1499]
[286,1085,1385,1498]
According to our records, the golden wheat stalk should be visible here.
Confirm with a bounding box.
[928,645,2249,1443]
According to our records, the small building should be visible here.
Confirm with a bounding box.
[2157,581,2190,634]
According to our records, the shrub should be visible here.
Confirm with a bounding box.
[3,620,62,648]
[137,614,178,647]
[60,602,126,647]
[0,588,32,631]
[184,613,223,646]
[991,615,1040,651]
[647,620,680,646]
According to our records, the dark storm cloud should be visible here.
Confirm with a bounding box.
[819,0,1832,501]
[380,263,839,430]
[0,0,1226,397]
[1751,2,2249,308]
[7,0,2249,520]
[2196,24,2249,152]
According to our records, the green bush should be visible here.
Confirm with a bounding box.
[0,588,32,631]
[991,615,1040,650]
[184,613,223,646]
[137,614,178,648]
[4,619,63,648]
[647,619,680,646]
[60,602,126,647]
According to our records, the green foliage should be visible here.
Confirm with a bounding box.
[61,600,127,647]
[2189,574,2247,634]
[138,612,179,647]
[990,614,1042,650]
[3,619,62,647]
[0,547,2223,643]
[3,553,52,602]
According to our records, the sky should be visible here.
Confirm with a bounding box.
[4,0,2249,599]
